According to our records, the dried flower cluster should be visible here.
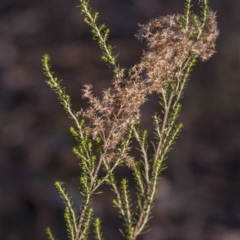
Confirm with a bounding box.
[78,10,219,155]
[136,11,219,91]
[80,69,148,152]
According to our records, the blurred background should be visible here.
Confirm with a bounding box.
[0,0,240,239]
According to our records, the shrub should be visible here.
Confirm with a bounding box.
[42,0,218,239]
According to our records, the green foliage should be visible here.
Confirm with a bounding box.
[180,0,193,29]
[78,0,119,73]
[180,0,212,39]
[42,0,218,239]
[55,182,78,239]
[46,227,57,240]
[93,218,104,240]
